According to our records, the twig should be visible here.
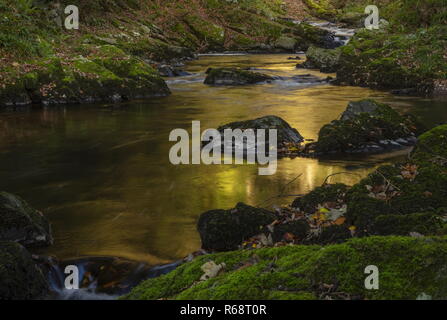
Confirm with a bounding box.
[256,174,303,208]
[322,172,361,186]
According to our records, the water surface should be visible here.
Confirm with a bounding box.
[1,54,446,264]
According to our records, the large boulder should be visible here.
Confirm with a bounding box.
[0,192,53,247]
[274,36,298,51]
[216,115,304,155]
[297,46,341,73]
[204,68,274,86]
[309,100,422,154]
[0,45,171,108]
[0,241,48,299]
[197,202,276,251]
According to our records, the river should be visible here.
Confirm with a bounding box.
[1,53,446,265]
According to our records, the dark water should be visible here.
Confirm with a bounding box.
[1,54,446,264]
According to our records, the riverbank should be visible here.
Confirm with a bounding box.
[1,0,343,107]
[124,123,447,300]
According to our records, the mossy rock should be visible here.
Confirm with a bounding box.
[122,236,447,300]
[411,124,447,163]
[3,47,170,106]
[274,36,298,51]
[336,27,447,95]
[197,202,276,251]
[345,160,447,235]
[291,183,349,212]
[0,192,53,247]
[297,46,341,73]
[204,67,274,85]
[312,99,420,154]
[272,220,310,243]
[0,241,48,300]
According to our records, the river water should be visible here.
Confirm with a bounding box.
[1,54,446,265]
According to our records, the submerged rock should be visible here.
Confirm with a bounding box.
[0,241,48,299]
[297,46,341,73]
[197,202,276,251]
[0,192,53,247]
[204,67,274,85]
[308,99,422,155]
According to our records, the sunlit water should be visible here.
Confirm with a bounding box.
[1,54,446,264]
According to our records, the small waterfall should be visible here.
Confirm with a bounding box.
[40,256,183,300]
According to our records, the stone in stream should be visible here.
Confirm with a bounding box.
[306,99,424,155]
[204,67,274,85]
[157,64,191,77]
[0,241,49,299]
[197,202,276,251]
[215,115,304,156]
[297,46,341,73]
[0,192,53,247]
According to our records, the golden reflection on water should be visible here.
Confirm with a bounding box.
[0,54,446,264]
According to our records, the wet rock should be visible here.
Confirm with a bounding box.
[157,64,191,77]
[297,46,341,73]
[0,192,53,247]
[45,256,183,298]
[291,74,331,83]
[204,67,273,85]
[215,115,304,155]
[197,202,276,251]
[340,99,381,121]
[309,100,421,154]
[0,241,48,299]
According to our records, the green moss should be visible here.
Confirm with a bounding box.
[314,100,418,154]
[292,183,348,212]
[412,124,447,161]
[337,26,447,94]
[123,236,447,300]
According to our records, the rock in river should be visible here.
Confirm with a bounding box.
[307,99,423,155]
[216,115,304,154]
[0,192,53,247]
[297,46,341,73]
[0,241,48,299]
[197,202,276,251]
[204,67,274,85]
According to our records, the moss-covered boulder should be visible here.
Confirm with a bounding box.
[411,124,447,163]
[122,236,447,300]
[345,161,447,236]
[0,192,52,247]
[297,46,341,73]
[309,99,421,154]
[274,36,298,51]
[0,241,48,300]
[197,203,276,251]
[0,45,170,107]
[292,183,349,212]
[204,67,274,86]
[336,26,447,95]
